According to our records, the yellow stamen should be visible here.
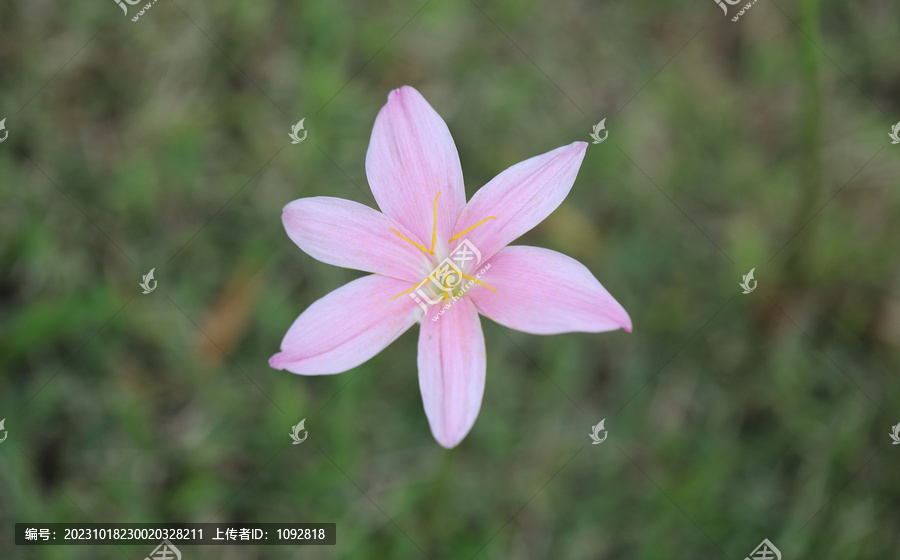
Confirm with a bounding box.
[390,228,433,255]
[395,265,462,301]
[449,216,497,242]
[391,283,422,300]
[391,195,500,307]
[390,265,448,300]
[461,273,497,293]
[430,191,441,253]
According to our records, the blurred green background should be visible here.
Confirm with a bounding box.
[2,0,899,558]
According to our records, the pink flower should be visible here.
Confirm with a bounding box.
[270,86,631,448]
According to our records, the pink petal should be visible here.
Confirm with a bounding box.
[468,246,631,335]
[366,86,466,255]
[452,142,587,261]
[270,275,419,375]
[282,197,432,282]
[417,297,486,448]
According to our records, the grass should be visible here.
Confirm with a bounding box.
[1,0,899,558]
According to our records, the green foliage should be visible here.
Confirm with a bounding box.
[1,0,899,558]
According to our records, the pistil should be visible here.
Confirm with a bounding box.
[389,192,499,302]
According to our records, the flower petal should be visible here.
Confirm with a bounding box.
[468,246,631,335]
[417,297,486,448]
[282,197,432,282]
[452,142,587,261]
[366,86,466,254]
[270,275,419,374]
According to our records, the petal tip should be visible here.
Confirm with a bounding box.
[388,85,420,102]
[281,199,305,227]
[433,430,465,449]
[617,307,633,333]
[557,141,588,164]
[269,353,285,370]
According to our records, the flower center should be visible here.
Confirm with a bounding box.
[390,191,497,305]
